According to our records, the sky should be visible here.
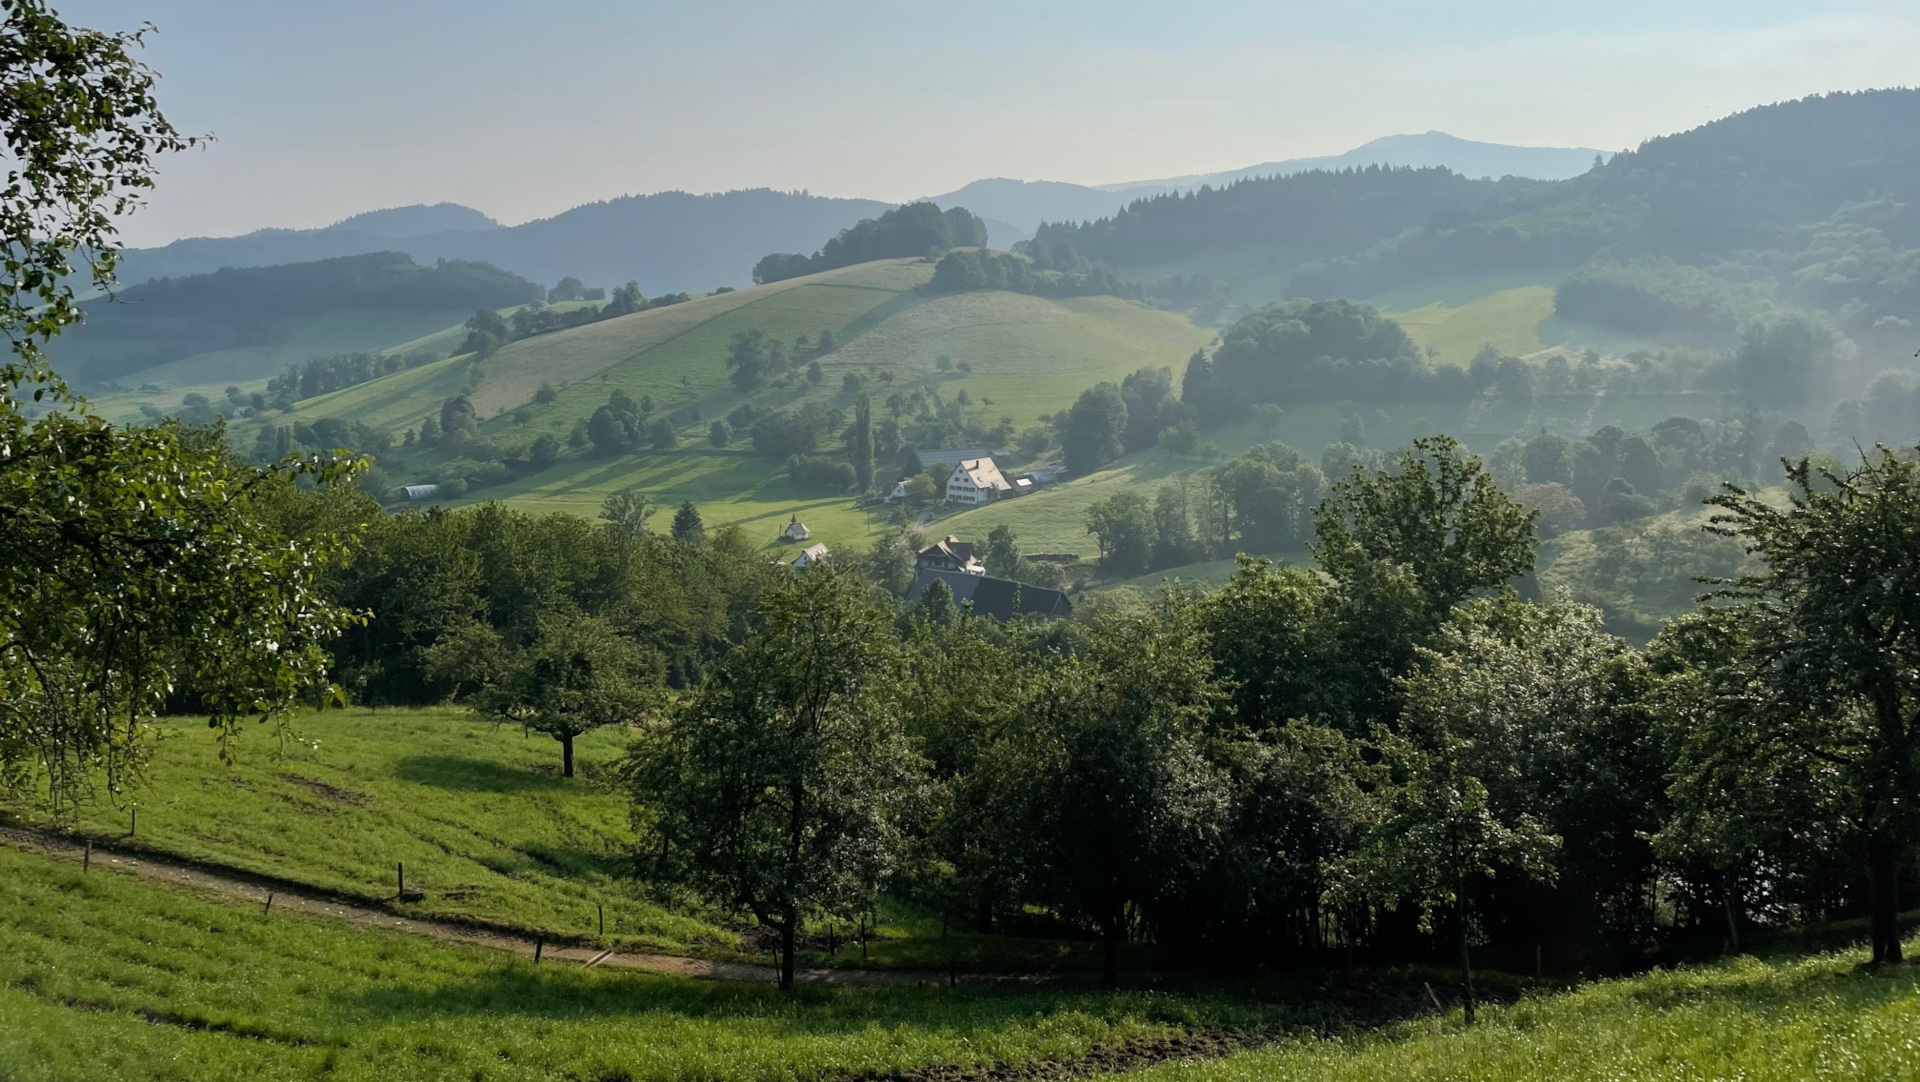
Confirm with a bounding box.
[64,0,1920,248]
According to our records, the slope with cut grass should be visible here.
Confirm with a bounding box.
[0,844,1291,1082]
[0,709,722,954]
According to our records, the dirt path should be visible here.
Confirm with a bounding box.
[0,826,1075,987]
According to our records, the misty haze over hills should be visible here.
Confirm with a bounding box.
[112,131,1607,294]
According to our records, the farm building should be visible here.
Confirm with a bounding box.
[915,535,985,575]
[907,568,1073,622]
[945,458,1011,505]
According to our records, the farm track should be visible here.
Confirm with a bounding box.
[0,825,1085,988]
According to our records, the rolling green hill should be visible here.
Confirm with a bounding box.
[271,258,1213,552]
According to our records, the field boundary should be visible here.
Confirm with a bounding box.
[0,824,1082,988]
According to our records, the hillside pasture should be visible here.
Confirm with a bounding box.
[1381,285,1557,368]
[3,709,726,953]
[0,845,1287,1082]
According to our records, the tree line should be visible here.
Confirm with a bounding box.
[627,436,1920,994]
[753,203,988,285]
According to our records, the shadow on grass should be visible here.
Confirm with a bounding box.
[392,755,571,794]
[340,965,1287,1031]
[1611,944,1920,1018]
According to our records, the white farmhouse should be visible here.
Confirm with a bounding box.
[791,543,830,569]
[782,515,811,542]
[945,457,1011,505]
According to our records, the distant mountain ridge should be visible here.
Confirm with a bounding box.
[116,189,894,296]
[1096,131,1608,193]
[116,133,1614,291]
[923,132,1605,235]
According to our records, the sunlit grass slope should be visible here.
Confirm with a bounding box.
[1099,945,1920,1082]
[291,260,1209,551]
[0,846,1284,1082]
[1,709,724,952]
[1383,286,1557,368]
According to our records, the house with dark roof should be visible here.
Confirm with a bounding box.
[911,447,998,474]
[908,568,1073,622]
[915,535,984,575]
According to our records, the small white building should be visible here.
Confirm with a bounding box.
[945,458,1011,505]
[791,543,830,569]
[783,516,811,542]
[887,480,911,502]
[402,484,441,501]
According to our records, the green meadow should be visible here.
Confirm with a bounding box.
[0,845,1293,1082]
[8,709,723,953]
[1096,947,1920,1082]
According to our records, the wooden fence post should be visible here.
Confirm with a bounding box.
[535,939,544,964]
[264,892,274,914]
[129,809,136,836]
[397,861,404,899]
[83,840,91,872]
[598,904,604,937]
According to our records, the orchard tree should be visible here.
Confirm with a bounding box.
[1676,451,1920,965]
[628,567,921,989]
[1,4,366,812]
[994,607,1232,985]
[478,615,653,777]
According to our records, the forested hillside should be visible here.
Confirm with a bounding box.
[54,252,542,386]
[1034,90,1920,363]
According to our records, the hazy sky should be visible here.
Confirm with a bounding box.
[64,0,1920,247]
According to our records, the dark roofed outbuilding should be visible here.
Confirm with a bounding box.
[908,568,1073,622]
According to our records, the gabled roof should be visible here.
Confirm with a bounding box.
[951,457,1011,493]
[792,543,830,568]
[916,535,976,563]
[908,568,1073,622]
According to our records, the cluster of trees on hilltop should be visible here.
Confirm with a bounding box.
[1181,300,1473,420]
[752,203,988,284]
[459,283,695,359]
[922,244,1134,299]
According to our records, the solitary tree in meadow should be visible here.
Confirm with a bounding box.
[480,615,653,778]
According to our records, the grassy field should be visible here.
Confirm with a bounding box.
[1381,286,1557,368]
[0,709,1129,973]
[0,845,1294,1082]
[1097,946,1920,1082]
[1,709,728,953]
[6,839,1916,1082]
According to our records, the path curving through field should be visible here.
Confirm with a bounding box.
[0,825,1077,988]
